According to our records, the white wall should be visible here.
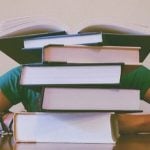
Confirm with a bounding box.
[0,0,150,112]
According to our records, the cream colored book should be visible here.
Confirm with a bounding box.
[42,87,141,111]
[42,45,140,64]
[19,63,122,86]
[13,112,119,143]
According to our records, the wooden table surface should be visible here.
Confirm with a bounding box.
[1,134,150,150]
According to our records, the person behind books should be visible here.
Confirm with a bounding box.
[1,65,150,134]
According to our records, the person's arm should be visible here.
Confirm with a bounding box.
[0,66,22,133]
[0,91,13,134]
[117,88,150,134]
[117,114,150,134]
[0,66,22,111]
[0,91,12,112]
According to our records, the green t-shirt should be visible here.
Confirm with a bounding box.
[120,65,150,99]
[0,66,42,112]
[0,65,150,112]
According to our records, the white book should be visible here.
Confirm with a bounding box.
[23,32,102,49]
[13,112,119,143]
[20,63,122,86]
[42,45,140,64]
[42,87,141,111]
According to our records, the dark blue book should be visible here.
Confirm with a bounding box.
[0,31,66,64]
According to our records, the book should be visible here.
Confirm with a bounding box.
[13,112,119,143]
[0,31,66,64]
[23,32,103,49]
[0,16,149,38]
[19,63,123,86]
[41,87,141,112]
[0,16,66,37]
[0,17,69,64]
[42,45,140,64]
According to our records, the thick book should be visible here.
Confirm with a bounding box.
[41,87,141,112]
[42,45,140,64]
[13,112,119,143]
[19,63,123,86]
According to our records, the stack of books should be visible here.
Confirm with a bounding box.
[13,44,142,144]
[0,18,146,144]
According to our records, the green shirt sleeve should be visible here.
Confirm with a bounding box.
[0,66,42,111]
[120,65,150,100]
[0,66,22,105]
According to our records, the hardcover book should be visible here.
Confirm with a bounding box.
[42,45,140,64]
[19,63,123,86]
[41,87,141,111]
[13,112,119,143]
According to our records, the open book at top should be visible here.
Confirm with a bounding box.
[0,16,150,64]
[0,16,149,38]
